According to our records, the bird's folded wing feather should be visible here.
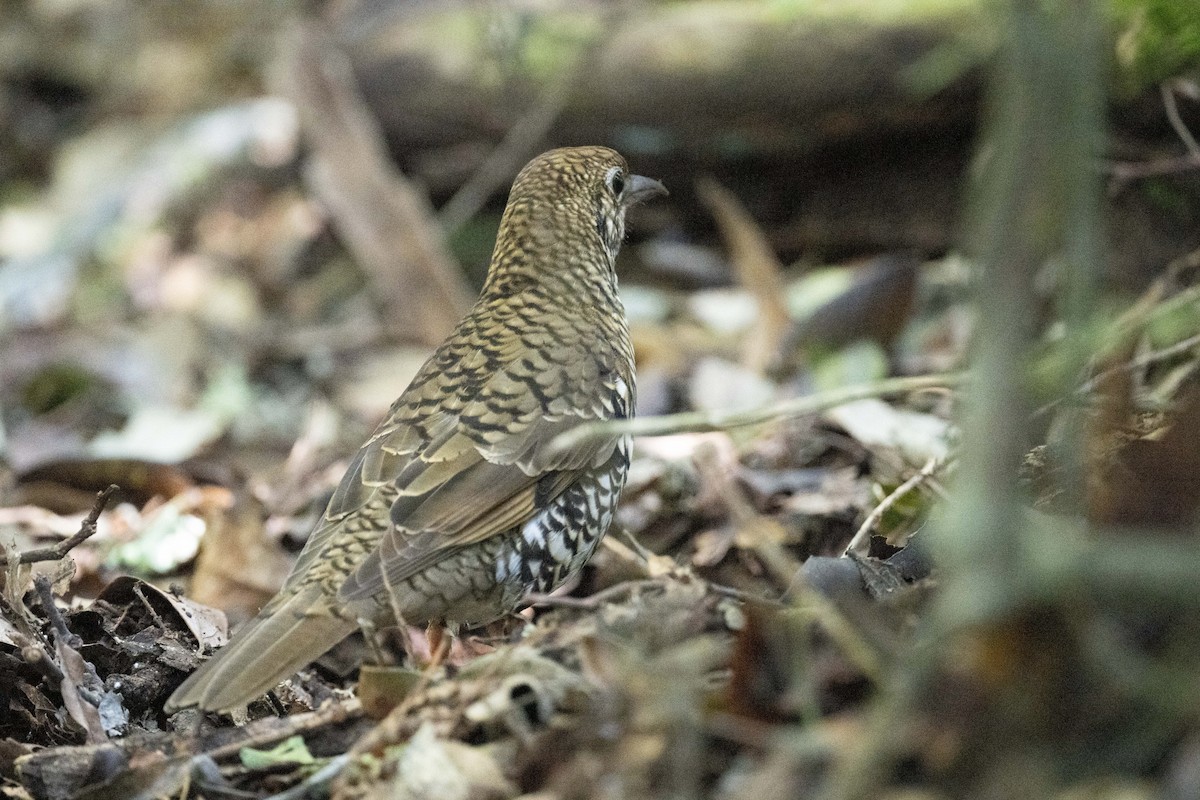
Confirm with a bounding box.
[329,408,616,604]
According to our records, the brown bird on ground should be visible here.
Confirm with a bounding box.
[166,146,666,713]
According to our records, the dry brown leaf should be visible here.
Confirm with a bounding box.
[189,489,291,623]
[55,636,107,744]
[696,176,790,374]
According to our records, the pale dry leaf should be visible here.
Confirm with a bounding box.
[696,176,790,374]
[55,636,108,743]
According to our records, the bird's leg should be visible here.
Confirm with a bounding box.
[358,618,406,664]
[424,621,451,673]
[359,619,386,665]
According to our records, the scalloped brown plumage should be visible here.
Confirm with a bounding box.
[166,146,666,713]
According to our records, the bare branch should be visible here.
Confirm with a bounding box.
[0,484,118,568]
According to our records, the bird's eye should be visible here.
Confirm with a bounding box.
[607,169,625,196]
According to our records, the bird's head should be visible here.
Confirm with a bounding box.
[493,146,668,283]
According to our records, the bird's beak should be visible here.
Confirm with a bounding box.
[624,174,668,206]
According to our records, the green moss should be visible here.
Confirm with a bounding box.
[1111,0,1200,93]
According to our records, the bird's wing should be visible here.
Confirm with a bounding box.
[333,409,616,604]
[285,311,631,605]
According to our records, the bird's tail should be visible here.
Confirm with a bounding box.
[165,586,356,714]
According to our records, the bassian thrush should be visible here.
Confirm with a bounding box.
[167,146,666,712]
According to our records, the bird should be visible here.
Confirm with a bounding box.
[166,146,667,713]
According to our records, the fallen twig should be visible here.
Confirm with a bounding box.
[203,697,364,762]
[843,457,946,557]
[33,575,76,644]
[0,484,118,567]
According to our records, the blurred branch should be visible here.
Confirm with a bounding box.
[282,18,473,346]
[435,88,571,237]
[437,7,627,235]
[1032,269,1200,416]
[548,373,963,455]
[934,0,1105,608]
[1082,331,1200,395]
[1162,81,1200,158]
[823,0,1108,796]
[1107,83,1200,190]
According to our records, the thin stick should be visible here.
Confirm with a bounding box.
[0,484,119,567]
[1162,82,1200,158]
[1057,329,1200,413]
[1107,152,1200,184]
[34,575,76,645]
[525,579,663,611]
[843,457,943,558]
[547,373,964,455]
[203,698,363,762]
